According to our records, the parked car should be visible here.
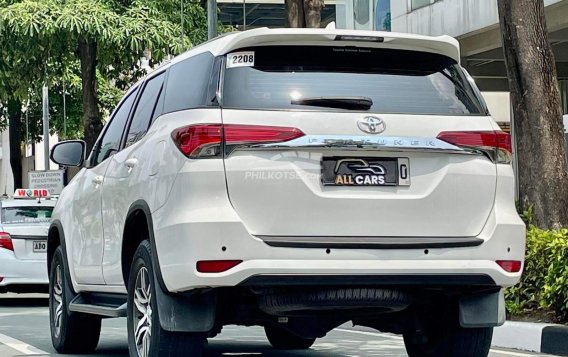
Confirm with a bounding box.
[47,28,525,357]
[0,189,55,293]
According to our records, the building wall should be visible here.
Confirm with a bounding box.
[33,134,59,171]
[0,129,58,195]
[482,92,510,124]
[392,0,564,37]
[0,130,14,196]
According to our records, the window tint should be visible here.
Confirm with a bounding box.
[222,46,487,116]
[94,87,139,166]
[126,72,165,147]
[163,52,215,113]
[151,84,165,124]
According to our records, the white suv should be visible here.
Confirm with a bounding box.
[48,28,525,357]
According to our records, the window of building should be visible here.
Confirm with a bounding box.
[411,0,440,11]
[375,0,391,31]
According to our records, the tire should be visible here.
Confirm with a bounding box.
[259,288,410,315]
[264,325,316,350]
[49,245,102,353]
[127,240,205,357]
[403,308,493,357]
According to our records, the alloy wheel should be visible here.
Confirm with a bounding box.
[52,264,64,338]
[133,267,152,357]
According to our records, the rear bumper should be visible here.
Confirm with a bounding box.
[153,160,525,293]
[154,210,525,293]
[0,250,48,288]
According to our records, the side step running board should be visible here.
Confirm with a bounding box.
[69,293,127,318]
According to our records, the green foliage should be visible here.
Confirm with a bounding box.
[505,225,568,322]
[542,230,568,320]
[0,0,213,141]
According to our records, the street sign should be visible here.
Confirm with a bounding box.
[28,170,65,195]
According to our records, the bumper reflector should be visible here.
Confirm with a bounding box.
[496,260,522,273]
[196,260,242,273]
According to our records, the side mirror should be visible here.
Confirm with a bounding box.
[50,140,86,167]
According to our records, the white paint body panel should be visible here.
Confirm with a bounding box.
[152,160,524,292]
[68,163,108,285]
[100,109,222,285]
[222,110,497,237]
[48,29,525,296]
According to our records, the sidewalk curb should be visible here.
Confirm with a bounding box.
[492,321,568,356]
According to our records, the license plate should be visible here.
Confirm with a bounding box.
[33,241,47,253]
[321,157,410,186]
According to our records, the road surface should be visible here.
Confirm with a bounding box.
[0,294,557,357]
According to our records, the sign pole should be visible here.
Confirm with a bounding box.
[42,84,50,171]
[207,0,217,40]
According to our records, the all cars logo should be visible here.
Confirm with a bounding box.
[334,159,387,185]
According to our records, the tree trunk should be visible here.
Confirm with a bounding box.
[78,37,101,154]
[498,0,568,229]
[7,98,22,189]
[285,0,305,27]
[303,0,324,28]
[285,0,324,28]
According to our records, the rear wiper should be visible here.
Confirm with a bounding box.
[291,96,373,110]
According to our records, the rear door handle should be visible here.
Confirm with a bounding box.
[125,158,138,170]
[92,176,103,185]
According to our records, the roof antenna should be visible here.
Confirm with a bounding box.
[325,21,336,30]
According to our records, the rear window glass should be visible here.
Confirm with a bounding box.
[221,46,487,115]
[163,52,215,114]
[1,206,53,224]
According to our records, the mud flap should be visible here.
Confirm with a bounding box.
[459,289,505,328]
[153,270,217,332]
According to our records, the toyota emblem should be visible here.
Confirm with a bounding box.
[357,116,386,134]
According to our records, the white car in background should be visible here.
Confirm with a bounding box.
[48,28,525,357]
[0,189,55,293]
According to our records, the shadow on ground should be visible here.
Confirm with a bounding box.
[87,341,346,357]
[0,296,49,307]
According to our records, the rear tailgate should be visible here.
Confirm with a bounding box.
[220,45,497,239]
[221,111,496,238]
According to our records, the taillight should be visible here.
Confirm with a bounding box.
[172,124,305,158]
[0,232,13,251]
[171,124,223,158]
[436,131,512,164]
[496,260,522,273]
[196,260,243,273]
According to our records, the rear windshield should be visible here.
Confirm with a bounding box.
[1,206,53,224]
[221,46,487,115]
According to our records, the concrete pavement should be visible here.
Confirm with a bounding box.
[0,294,560,357]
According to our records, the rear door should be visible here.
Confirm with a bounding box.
[70,86,139,284]
[220,45,497,238]
[101,71,165,285]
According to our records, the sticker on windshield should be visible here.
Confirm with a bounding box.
[227,51,255,68]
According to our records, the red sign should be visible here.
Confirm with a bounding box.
[13,189,50,198]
